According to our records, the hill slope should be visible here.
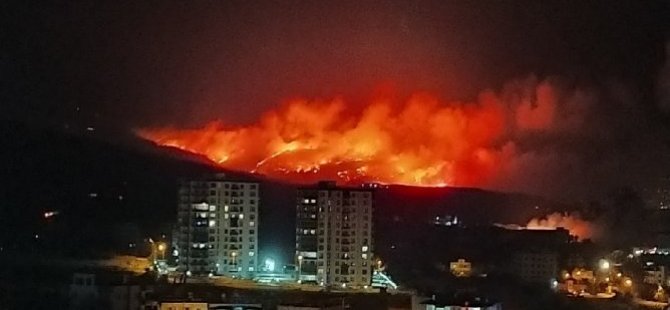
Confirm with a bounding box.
[0,122,558,262]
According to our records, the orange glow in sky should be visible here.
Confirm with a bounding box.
[138,81,566,187]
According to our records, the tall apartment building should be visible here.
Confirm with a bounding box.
[175,174,259,278]
[511,250,558,285]
[296,181,373,288]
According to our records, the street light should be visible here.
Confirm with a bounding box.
[297,255,303,282]
[157,243,166,260]
[599,259,610,271]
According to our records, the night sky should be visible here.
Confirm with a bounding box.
[2,1,669,198]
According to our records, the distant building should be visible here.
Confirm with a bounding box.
[569,268,595,282]
[449,259,472,277]
[159,302,208,310]
[511,250,558,285]
[68,272,151,310]
[434,215,459,227]
[644,265,666,285]
[175,174,259,278]
[296,181,374,288]
[371,270,399,290]
[420,295,502,310]
[158,302,261,310]
[277,303,343,310]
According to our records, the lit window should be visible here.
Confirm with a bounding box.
[362,246,368,252]
[250,221,255,227]
[362,253,368,259]
[303,199,310,204]
[310,199,317,203]
[239,214,244,219]
[249,251,254,257]
[209,220,216,227]
[248,267,254,272]
[224,214,229,219]
[224,205,229,212]
[209,205,216,211]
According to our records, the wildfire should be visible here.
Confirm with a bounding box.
[526,212,595,241]
[138,79,576,187]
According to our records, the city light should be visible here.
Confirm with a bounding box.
[265,258,276,272]
[599,259,610,271]
[43,210,59,219]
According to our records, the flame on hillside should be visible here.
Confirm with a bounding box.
[138,78,588,187]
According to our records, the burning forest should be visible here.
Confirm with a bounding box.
[138,77,592,188]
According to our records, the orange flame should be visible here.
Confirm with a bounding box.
[138,79,575,187]
[526,212,595,241]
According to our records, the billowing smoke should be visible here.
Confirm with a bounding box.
[526,212,597,241]
[138,76,596,190]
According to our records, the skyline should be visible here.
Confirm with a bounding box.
[2,0,669,200]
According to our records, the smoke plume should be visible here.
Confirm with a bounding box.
[526,212,597,241]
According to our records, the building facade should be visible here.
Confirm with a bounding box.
[644,265,666,285]
[511,251,558,285]
[296,181,374,288]
[176,174,259,278]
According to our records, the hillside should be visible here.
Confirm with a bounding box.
[0,122,559,263]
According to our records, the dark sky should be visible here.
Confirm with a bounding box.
[1,1,669,198]
[2,1,667,128]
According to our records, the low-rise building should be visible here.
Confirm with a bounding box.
[158,302,262,310]
[68,271,152,310]
[644,265,666,285]
[569,268,595,282]
[420,295,501,310]
[449,259,472,277]
[277,303,343,310]
[159,302,208,310]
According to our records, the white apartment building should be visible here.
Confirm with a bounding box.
[295,181,373,288]
[175,174,259,278]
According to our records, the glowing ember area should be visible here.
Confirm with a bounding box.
[526,212,594,241]
[138,79,580,187]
